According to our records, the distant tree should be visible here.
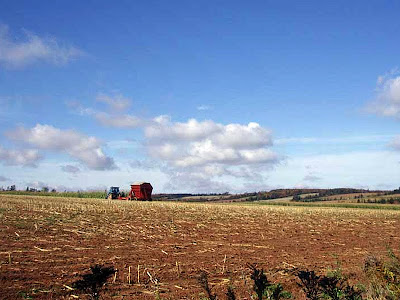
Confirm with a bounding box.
[51,188,56,193]
[26,186,29,192]
[42,187,49,193]
[292,194,301,201]
[10,185,16,191]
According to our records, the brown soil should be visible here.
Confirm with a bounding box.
[1,195,400,299]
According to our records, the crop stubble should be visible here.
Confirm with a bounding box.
[0,194,399,299]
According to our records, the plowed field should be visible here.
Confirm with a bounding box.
[1,194,400,299]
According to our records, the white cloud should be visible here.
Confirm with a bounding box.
[61,165,80,174]
[6,124,116,170]
[145,116,221,141]
[365,71,400,153]
[0,24,83,68]
[367,70,400,118]
[96,93,131,111]
[0,146,41,167]
[145,117,277,167]
[144,116,280,190]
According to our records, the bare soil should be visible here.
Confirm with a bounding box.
[1,194,400,299]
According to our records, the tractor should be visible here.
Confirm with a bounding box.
[106,186,124,200]
[105,182,153,201]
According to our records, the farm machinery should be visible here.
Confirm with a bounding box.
[106,182,153,201]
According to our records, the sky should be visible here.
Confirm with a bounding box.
[0,0,399,193]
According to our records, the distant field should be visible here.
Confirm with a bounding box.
[0,190,107,199]
[1,194,400,299]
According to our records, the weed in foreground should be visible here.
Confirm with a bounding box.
[248,264,291,299]
[198,265,291,300]
[249,264,270,300]
[72,264,115,300]
[296,270,321,300]
[198,271,217,300]
[296,269,362,300]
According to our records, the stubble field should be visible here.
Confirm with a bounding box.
[1,194,400,299]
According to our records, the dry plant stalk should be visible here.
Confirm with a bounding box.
[113,269,117,283]
[137,265,140,284]
[128,266,131,284]
[176,261,180,277]
[222,254,227,274]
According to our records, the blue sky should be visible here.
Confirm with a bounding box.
[0,0,399,193]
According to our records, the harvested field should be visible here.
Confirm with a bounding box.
[1,194,400,299]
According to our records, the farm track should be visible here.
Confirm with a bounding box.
[1,194,400,299]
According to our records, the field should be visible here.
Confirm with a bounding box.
[1,194,400,299]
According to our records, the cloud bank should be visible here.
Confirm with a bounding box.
[67,96,281,191]
[145,116,277,167]
[144,116,280,192]
[7,124,116,170]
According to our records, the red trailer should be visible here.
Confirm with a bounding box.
[128,182,153,201]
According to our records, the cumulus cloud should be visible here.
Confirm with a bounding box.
[61,165,80,174]
[0,145,41,167]
[367,70,400,118]
[145,116,221,142]
[0,24,83,68]
[96,93,131,111]
[365,71,400,154]
[145,117,277,167]
[6,124,116,170]
[143,116,280,191]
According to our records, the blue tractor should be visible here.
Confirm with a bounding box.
[106,186,121,200]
